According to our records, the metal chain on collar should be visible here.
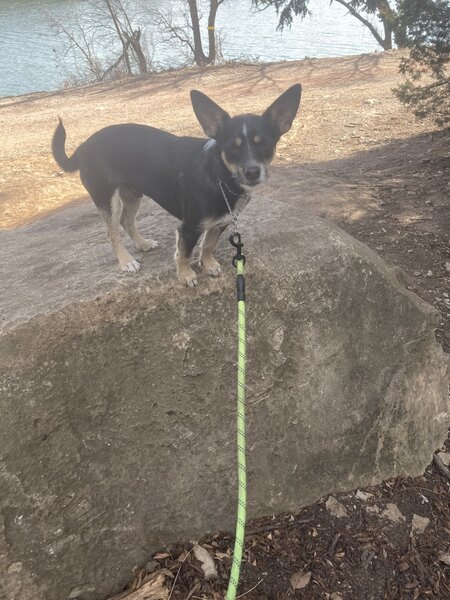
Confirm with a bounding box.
[218,179,250,235]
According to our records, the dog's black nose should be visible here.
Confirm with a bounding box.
[244,166,261,181]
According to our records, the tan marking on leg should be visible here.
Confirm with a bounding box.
[175,229,198,287]
[120,195,158,251]
[109,190,140,272]
[200,227,223,277]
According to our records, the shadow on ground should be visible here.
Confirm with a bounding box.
[267,128,450,352]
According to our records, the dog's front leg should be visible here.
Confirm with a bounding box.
[175,225,201,287]
[200,225,227,277]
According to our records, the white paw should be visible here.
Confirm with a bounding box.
[208,264,222,277]
[138,239,158,252]
[120,258,141,273]
[179,269,198,288]
[203,259,222,277]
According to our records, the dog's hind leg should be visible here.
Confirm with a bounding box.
[119,188,158,252]
[106,189,141,272]
[175,224,201,287]
[79,166,140,272]
[199,225,226,277]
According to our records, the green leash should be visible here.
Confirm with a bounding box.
[226,233,247,600]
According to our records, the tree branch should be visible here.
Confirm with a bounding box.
[334,0,388,49]
[99,44,130,80]
[103,0,133,73]
[158,11,197,57]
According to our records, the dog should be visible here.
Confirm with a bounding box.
[52,84,301,286]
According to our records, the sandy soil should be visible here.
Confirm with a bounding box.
[0,51,439,229]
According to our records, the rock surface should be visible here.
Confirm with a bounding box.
[0,196,448,600]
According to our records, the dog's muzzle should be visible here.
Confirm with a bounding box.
[244,165,261,183]
[240,163,266,186]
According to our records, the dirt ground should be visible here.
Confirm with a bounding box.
[1,50,449,599]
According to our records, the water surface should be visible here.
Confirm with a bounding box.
[0,0,381,97]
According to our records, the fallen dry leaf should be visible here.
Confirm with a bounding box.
[193,544,218,580]
[326,496,348,518]
[438,552,450,566]
[381,503,405,524]
[153,552,170,561]
[290,570,312,590]
[410,514,430,537]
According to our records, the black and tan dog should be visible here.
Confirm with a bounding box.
[52,84,301,286]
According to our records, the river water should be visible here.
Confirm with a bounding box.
[0,0,381,97]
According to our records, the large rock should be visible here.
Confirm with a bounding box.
[0,197,447,600]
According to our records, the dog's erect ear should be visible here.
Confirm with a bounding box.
[190,90,231,139]
[263,84,302,137]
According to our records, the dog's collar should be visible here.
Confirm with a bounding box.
[204,138,216,153]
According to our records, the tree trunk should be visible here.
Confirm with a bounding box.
[104,0,133,74]
[381,23,393,50]
[187,0,208,66]
[124,29,148,74]
[206,0,221,65]
[187,0,222,67]
[377,0,396,50]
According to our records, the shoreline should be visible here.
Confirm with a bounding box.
[0,51,387,105]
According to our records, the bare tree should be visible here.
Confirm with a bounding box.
[51,0,150,84]
[158,0,226,67]
[103,0,148,74]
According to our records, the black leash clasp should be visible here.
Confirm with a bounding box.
[229,232,246,267]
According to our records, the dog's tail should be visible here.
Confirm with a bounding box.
[51,118,79,173]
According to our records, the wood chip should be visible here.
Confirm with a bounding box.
[433,453,450,481]
[108,572,169,600]
[355,490,374,501]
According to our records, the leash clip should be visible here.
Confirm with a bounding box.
[230,232,246,267]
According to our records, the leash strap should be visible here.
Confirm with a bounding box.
[226,233,247,600]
